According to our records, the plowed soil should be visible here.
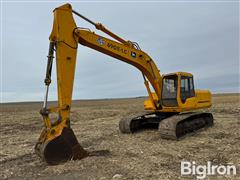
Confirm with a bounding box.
[0,94,239,179]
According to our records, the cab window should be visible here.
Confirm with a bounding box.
[180,76,195,103]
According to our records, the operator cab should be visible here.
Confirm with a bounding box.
[162,72,195,107]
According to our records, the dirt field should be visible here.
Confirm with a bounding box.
[0,94,239,179]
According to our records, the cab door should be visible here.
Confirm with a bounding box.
[162,75,178,107]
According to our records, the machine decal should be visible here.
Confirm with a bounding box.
[97,37,104,45]
[107,43,127,54]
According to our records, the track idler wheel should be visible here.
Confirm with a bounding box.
[119,115,143,133]
[35,127,88,165]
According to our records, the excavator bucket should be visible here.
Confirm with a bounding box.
[35,127,88,165]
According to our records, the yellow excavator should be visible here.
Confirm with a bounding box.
[35,4,214,164]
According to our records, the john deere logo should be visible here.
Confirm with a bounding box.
[97,37,104,45]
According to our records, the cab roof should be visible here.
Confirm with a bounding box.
[162,72,193,77]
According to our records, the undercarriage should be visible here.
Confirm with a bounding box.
[119,112,214,139]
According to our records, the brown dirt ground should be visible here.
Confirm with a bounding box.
[0,94,239,180]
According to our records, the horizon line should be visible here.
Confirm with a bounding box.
[1,92,239,104]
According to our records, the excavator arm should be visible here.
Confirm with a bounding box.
[35,3,163,164]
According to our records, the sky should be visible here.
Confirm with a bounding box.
[1,1,239,102]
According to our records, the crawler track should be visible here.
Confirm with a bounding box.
[119,112,214,139]
[159,112,214,139]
